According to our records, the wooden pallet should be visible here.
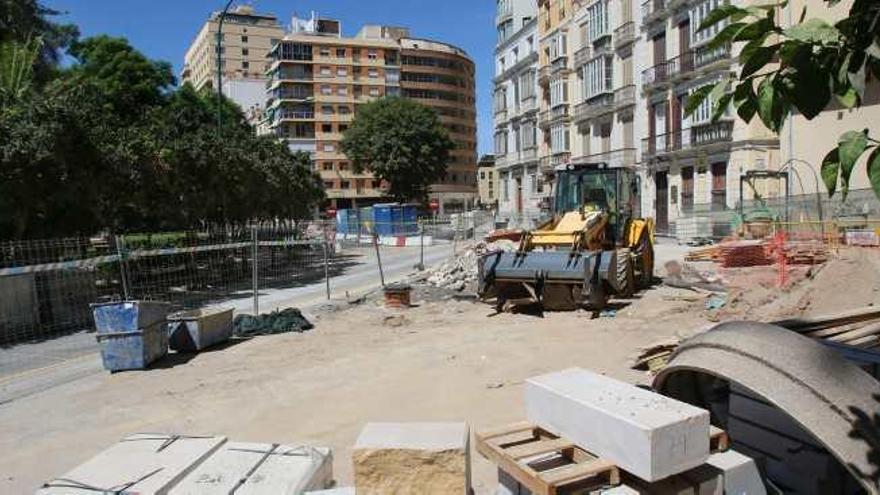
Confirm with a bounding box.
[475,422,620,495]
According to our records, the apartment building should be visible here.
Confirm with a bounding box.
[477,154,499,207]
[265,16,477,211]
[494,0,545,227]
[182,6,284,91]
[638,0,779,237]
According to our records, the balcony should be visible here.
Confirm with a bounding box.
[641,121,734,158]
[574,46,592,68]
[550,103,570,121]
[520,95,538,114]
[613,84,636,109]
[274,109,315,121]
[538,109,550,128]
[550,152,572,169]
[550,56,569,75]
[574,92,614,123]
[613,22,636,50]
[642,44,733,91]
[641,0,668,25]
[495,107,508,122]
[573,148,636,168]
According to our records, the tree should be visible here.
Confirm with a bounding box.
[0,0,78,83]
[685,0,880,200]
[340,97,454,202]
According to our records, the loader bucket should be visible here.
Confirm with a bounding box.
[478,249,617,311]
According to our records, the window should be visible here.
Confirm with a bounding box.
[242,61,249,69]
[368,68,379,78]
[502,175,510,201]
[526,36,534,53]
[691,0,726,46]
[587,0,610,41]
[323,181,334,189]
[339,106,351,114]
[241,35,248,43]
[242,48,249,56]
[341,180,350,189]
[521,120,537,149]
[480,171,486,180]
[494,132,508,156]
[550,124,570,153]
[322,124,332,133]
[337,67,348,77]
[368,49,378,60]
[336,86,347,96]
[321,105,334,115]
[322,162,333,171]
[323,143,335,152]
[494,87,507,112]
[320,67,331,76]
[548,33,568,60]
[320,47,331,57]
[581,55,613,99]
[270,38,280,47]
[369,87,380,97]
[520,70,536,100]
[529,172,538,194]
[339,124,348,132]
[497,19,514,43]
[550,77,568,107]
[336,48,346,58]
[686,80,727,125]
[321,86,332,95]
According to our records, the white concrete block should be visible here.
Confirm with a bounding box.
[170,442,332,494]
[705,450,766,495]
[36,434,226,495]
[525,368,710,482]
[353,422,470,495]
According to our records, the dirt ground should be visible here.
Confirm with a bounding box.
[1,242,878,494]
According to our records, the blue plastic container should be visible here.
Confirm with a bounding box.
[95,322,168,371]
[336,209,349,235]
[359,206,374,234]
[91,300,171,333]
[373,203,395,236]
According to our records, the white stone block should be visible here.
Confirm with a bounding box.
[36,434,226,495]
[170,442,332,494]
[525,368,710,482]
[353,422,470,495]
[705,450,766,495]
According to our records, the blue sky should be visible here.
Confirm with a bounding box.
[45,0,497,155]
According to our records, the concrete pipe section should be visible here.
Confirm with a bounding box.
[653,321,880,494]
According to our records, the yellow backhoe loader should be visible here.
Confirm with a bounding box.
[478,162,654,311]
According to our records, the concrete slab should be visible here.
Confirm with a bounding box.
[704,450,766,495]
[36,433,226,494]
[353,422,470,495]
[525,368,709,482]
[169,442,332,495]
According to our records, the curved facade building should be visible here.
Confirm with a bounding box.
[400,38,478,212]
[264,18,477,212]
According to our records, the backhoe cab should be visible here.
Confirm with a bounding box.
[478,163,654,312]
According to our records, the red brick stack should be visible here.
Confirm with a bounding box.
[719,241,772,268]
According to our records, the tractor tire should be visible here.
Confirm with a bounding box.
[614,248,636,298]
[633,233,654,289]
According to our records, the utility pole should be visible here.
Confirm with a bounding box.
[216,0,235,134]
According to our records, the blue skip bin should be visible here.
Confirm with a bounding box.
[95,322,169,371]
[91,300,171,371]
[91,300,171,333]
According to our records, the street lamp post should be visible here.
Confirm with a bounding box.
[216,0,235,133]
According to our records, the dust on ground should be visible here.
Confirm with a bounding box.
[1,243,878,494]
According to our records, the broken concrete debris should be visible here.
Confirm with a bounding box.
[353,422,470,495]
[424,240,516,292]
[524,368,710,482]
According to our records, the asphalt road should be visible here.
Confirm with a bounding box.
[0,242,458,402]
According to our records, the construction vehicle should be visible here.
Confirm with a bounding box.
[478,163,654,311]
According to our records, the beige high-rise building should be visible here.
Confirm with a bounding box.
[181,5,284,91]
[264,15,477,211]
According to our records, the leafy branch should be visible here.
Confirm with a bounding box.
[684,0,880,200]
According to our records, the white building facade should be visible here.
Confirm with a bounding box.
[494,0,545,228]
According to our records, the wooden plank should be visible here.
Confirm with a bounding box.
[775,307,880,332]
[710,426,729,452]
[506,438,574,461]
[828,322,880,343]
[539,458,619,486]
[475,421,536,442]
[476,439,549,495]
[804,322,867,338]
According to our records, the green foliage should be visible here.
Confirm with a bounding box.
[0,0,78,83]
[686,0,880,200]
[0,5,325,239]
[340,97,454,202]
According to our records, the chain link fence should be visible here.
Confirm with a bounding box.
[670,188,880,245]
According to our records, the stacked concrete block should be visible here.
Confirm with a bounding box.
[170,442,332,494]
[36,434,226,494]
[353,422,470,495]
[525,369,710,482]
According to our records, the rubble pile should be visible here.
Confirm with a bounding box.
[425,240,518,292]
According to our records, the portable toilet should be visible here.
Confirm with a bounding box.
[390,204,405,235]
[336,209,348,236]
[401,203,419,235]
[372,203,395,236]
[358,206,374,235]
